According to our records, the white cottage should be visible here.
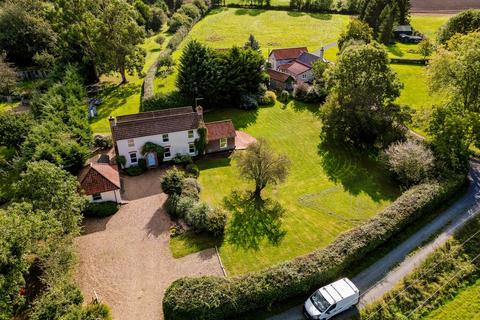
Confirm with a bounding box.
[110,106,236,168]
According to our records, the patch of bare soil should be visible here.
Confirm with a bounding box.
[411,0,480,13]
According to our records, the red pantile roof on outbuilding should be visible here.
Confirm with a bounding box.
[270,47,308,60]
[78,163,121,195]
[205,120,236,141]
[268,69,294,83]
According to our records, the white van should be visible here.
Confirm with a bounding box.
[303,278,359,319]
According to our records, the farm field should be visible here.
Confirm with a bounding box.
[155,8,350,93]
[171,101,400,275]
[411,0,480,13]
[425,278,480,320]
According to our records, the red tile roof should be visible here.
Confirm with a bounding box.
[267,69,294,83]
[279,60,311,75]
[270,47,308,60]
[205,120,236,141]
[78,163,121,195]
[111,107,201,141]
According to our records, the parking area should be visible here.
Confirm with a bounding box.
[75,169,223,320]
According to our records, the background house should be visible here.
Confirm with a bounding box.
[78,163,122,203]
[267,69,295,91]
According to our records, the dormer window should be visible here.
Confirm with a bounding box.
[162,134,169,142]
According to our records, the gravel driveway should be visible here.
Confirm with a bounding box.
[75,169,223,320]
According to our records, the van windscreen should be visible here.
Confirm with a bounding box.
[311,291,330,312]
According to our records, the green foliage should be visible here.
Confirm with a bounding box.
[0,54,18,95]
[195,126,207,156]
[14,161,87,234]
[0,0,57,67]
[177,40,266,108]
[438,9,480,43]
[172,154,193,166]
[337,18,373,51]
[0,112,34,149]
[116,155,127,168]
[124,165,147,176]
[418,37,434,59]
[321,43,409,149]
[377,3,397,44]
[186,163,200,178]
[161,168,186,196]
[169,12,192,33]
[258,91,277,105]
[59,303,112,320]
[357,0,410,35]
[84,202,119,218]
[142,142,165,161]
[205,206,227,237]
[163,177,466,320]
[244,34,260,51]
[181,177,201,200]
[289,0,334,12]
[155,35,166,45]
[278,90,290,102]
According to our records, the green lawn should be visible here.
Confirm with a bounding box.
[90,30,172,134]
[156,8,350,94]
[171,101,399,275]
[425,278,480,320]
[225,0,291,5]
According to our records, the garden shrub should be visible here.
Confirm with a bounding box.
[383,140,435,187]
[165,194,181,218]
[173,154,193,166]
[163,176,467,320]
[239,94,259,110]
[116,155,126,168]
[178,4,201,20]
[205,207,227,237]
[93,135,113,149]
[161,168,185,196]
[279,90,290,102]
[175,196,196,219]
[185,201,210,232]
[181,177,200,200]
[155,35,165,45]
[258,90,277,105]
[84,201,119,218]
[167,26,189,50]
[138,158,147,171]
[124,165,146,176]
[168,12,192,33]
[185,163,200,178]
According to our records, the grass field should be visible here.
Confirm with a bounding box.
[171,101,399,275]
[90,30,171,134]
[425,278,480,320]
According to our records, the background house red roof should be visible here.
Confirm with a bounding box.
[270,47,308,60]
[205,120,236,141]
[78,163,121,195]
[279,60,311,75]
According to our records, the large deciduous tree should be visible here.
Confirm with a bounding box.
[427,32,480,173]
[337,18,373,51]
[52,0,146,83]
[438,9,480,43]
[13,160,87,234]
[321,43,409,149]
[0,0,57,67]
[234,139,290,200]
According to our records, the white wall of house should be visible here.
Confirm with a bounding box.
[297,69,314,82]
[117,129,199,167]
[90,189,122,203]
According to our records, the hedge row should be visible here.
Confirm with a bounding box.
[163,176,467,320]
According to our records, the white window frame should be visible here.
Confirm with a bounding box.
[129,152,138,163]
[219,137,228,149]
[162,134,169,142]
[164,146,171,158]
[188,130,194,139]
[127,139,135,147]
[302,74,307,79]
[189,142,195,154]
[92,193,102,201]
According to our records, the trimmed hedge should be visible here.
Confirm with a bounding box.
[163,177,466,320]
[84,201,119,217]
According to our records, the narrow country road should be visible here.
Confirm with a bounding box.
[269,160,480,320]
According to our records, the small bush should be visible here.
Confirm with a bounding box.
[193,0,208,14]
[161,168,186,196]
[205,207,227,237]
[124,165,146,176]
[175,196,196,219]
[239,94,259,110]
[116,155,126,168]
[155,35,166,45]
[165,194,181,218]
[383,140,435,187]
[178,4,201,20]
[94,135,113,149]
[138,158,147,171]
[173,154,193,166]
[168,12,192,33]
[258,90,276,105]
[185,201,210,232]
[84,201,119,218]
[185,163,200,178]
[279,90,290,102]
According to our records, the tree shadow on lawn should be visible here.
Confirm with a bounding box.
[308,13,332,20]
[224,191,287,251]
[287,99,322,117]
[93,82,140,121]
[387,43,405,57]
[234,8,266,16]
[317,142,400,203]
[197,154,232,170]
